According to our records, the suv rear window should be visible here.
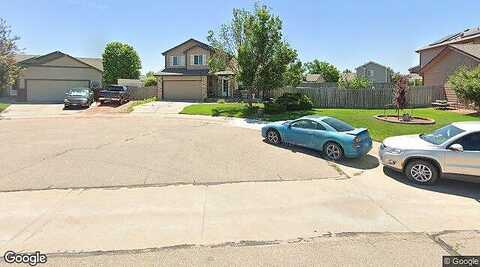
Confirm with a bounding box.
[106,86,125,91]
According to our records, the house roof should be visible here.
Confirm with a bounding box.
[408,65,420,74]
[15,51,103,72]
[417,26,480,52]
[355,61,389,70]
[418,44,480,74]
[155,68,210,76]
[161,38,214,56]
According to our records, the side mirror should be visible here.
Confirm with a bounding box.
[449,144,464,152]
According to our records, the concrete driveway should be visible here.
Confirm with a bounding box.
[0,104,84,119]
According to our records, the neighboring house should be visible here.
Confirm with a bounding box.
[305,74,325,83]
[355,61,393,83]
[409,27,480,87]
[12,51,102,103]
[155,38,238,101]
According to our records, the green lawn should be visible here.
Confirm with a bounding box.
[180,103,480,141]
[0,103,10,113]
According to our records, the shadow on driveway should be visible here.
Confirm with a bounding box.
[263,140,379,170]
[383,167,480,201]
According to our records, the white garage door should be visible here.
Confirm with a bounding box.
[27,80,90,103]
[163,80,202,100]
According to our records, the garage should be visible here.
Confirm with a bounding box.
[27,80,90,103]
[13,51,103,103]
[163,79,203,101]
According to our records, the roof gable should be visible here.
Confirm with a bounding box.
[418,44,480,74]
[162,38,213,55]
[15,51,103,72]
[355,61,388,70]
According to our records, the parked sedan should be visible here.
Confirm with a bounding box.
[261,116,373,160]
[380,122,480,185]
[64,87,94,109]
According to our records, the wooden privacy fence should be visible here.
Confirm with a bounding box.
[271,86,445,108]
[127,86,158,100]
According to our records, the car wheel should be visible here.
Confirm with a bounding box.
[324,142,344,161]
[266,129,281,145]
[405,160,439,185]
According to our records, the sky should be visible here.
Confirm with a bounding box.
[3,0,480,74]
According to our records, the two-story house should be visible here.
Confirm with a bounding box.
[355,61,393,83]
[155,38,237,101]
[409,27,480,87]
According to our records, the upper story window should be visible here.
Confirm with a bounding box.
[368,70,375,77]
[192,55,204,65]
[171,55,184,66]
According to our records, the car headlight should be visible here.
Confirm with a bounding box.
[384,146,402,154]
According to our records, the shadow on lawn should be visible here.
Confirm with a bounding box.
[383,167,480,201]
[264,140,379,170]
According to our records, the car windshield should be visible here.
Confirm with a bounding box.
[323,118,354,132]
[106,86,125,91]
[420,124,465,145]
[67,89,89,96]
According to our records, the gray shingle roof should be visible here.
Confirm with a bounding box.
[449,44,480,60]
[14,52,103,72]
[418,27,480,51]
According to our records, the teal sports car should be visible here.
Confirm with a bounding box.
[261,116,372,160]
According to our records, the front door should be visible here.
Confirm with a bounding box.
[444,132,480,176]
[222,79,229,97]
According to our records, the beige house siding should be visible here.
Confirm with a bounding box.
[186,46,210,70]
[164,40,203,68]
[422,50,480,86]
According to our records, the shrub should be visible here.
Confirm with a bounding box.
[144,76,157,87]
[448,66,480,109]
[217,99,226,104]
[264,102,287,114]
[266,92,313,114]
[337,76,371,89]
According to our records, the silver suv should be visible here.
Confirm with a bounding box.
[379,122,480,185]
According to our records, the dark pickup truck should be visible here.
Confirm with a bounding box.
[98,85,130,105]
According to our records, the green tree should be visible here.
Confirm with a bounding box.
[448,66,480,110]
[237,5,297,105]
[0,18,21,93]
[305,60,340,82]
[144,76,157,87]
[284,60,304,87]
[337,76,371,89]
[102,42,141,85]
[207,8,249,74]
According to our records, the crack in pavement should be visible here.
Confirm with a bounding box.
[0,175,348,193]
[8,231,474,259]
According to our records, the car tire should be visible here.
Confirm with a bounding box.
[324,142,344,161]
[64,105,69,110]
[405,159,439,185]
[266,129,281,145]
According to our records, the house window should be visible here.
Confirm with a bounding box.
[172,56,180,66]
[368,70,375,77]
[193,55,204,65]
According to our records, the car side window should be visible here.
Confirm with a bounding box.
[452,132,480,151]
[291,120,317,130]
[316,123,326,131]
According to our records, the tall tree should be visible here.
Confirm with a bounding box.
[208,5,297,105]
[0,18,21,93]
[102,42,141,85]
[305,60,340,82]
[207,8,249,74]
[237,5,297,104]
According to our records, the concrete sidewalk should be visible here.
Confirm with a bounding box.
[1,176,479,255]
